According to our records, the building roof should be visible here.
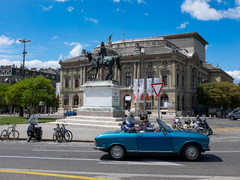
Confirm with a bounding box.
[61,32,207,64]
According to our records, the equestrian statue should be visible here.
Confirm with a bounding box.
[86,42,121,81]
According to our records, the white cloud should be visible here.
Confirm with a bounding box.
[138,0,146,4]
[144,13,149,16]
[113,0,120,2]
[226,70,240,83]
[181,0,240,21]
[177,21,189,29]
[59,54,63,60]
[64,42,83,57]
[25,60,60,69]
[0,35,15,46]
[0,59,60,70]
[85,17,99,23]
[42,5,53,11]
[67,6,74,12]
[52,36,59,40]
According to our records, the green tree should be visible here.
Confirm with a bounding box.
[197,82,240,109]
[0,84,10,112]
[5,76,59,116]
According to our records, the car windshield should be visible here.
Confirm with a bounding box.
[157,119,172,132]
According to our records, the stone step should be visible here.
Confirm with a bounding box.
[56,118,122,126]
[63,115,123,121]
[49,121,121,130]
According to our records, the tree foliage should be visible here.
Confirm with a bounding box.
[0,84,10,111]
[196,82,240,109]
[5,76,59,115]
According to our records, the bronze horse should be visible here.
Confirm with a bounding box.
[86,51,121,80]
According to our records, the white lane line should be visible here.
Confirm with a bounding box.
[209,151,240,153]
[99,160,184,166]
[0,155,100,161]
[32,149,98,153]
[1,168,240,180]
[0,155,183,166]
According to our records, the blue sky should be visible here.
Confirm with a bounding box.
[0,0,240,83]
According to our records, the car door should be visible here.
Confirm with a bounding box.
[136,131,173,152]
[235,110,240,119]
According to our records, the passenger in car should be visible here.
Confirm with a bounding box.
[138,110,149,131]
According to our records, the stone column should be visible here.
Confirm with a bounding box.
[80,67,83,86]
[114,66,118,81]
[134,62,137,79]
[83,67,86,83]
[118,68,121,83]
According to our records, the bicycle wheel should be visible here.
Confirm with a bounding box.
[56,131,63,143]
[64,130,73,142]
[0,130,8,141]
[9,130,20,139]
[53,131,57,142]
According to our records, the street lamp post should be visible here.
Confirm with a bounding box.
[19,39,31,80]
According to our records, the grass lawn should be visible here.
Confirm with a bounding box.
[0,116,57,125]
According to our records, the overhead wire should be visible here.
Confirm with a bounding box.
[208,1,240,34]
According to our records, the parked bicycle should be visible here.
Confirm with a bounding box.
[0,123,20,141]
[53,123,73,143]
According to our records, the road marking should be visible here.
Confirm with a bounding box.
[0,169,115,180]
[1,168,240,180]
[99,160,184,166]
[209,151,240,153]
[212,127,240,132]
[0,155,183,166]
[32,149,98,153]
[0,155,101,161]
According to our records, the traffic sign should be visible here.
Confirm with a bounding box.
[151,83,163,97]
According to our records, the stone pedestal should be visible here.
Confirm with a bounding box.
[77,80,125,117]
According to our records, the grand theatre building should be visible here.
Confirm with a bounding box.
[59,32,233,117]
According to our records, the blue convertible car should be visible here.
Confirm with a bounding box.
[94,119,210,161]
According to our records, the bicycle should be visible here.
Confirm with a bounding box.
[53,123,73,143]
[0,123,20,141]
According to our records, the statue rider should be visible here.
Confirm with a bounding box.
[98,42,107,65]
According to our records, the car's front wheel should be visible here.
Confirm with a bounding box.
[181,144,201,161]
[229,116,236,121]
[108,145,126,160]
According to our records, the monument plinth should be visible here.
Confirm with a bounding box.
[77,80,125,117]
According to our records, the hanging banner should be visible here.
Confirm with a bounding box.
[133,79,138,103]
[139,78,144,103]
[56,83,60,100]
[146,78,152,102]
[154,78,160,101]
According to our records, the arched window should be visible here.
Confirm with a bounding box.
[74,95,79,105]
[160,94,168,107]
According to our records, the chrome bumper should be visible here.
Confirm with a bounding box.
[94,146,106,151]
[202,147,210,152]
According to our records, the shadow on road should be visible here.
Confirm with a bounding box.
[99,153,223,162]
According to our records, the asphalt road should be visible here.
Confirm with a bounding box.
[0,118,240,180]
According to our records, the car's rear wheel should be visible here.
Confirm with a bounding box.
[108,145,126,160]
[181,144,201,161]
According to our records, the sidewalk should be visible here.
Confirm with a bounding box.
[0,123,116,142]
[0,119,162,143]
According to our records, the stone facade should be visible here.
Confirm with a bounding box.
[0,65,60,88]
[58,32,234,117]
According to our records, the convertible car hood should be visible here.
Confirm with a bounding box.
[101,130,123,134]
